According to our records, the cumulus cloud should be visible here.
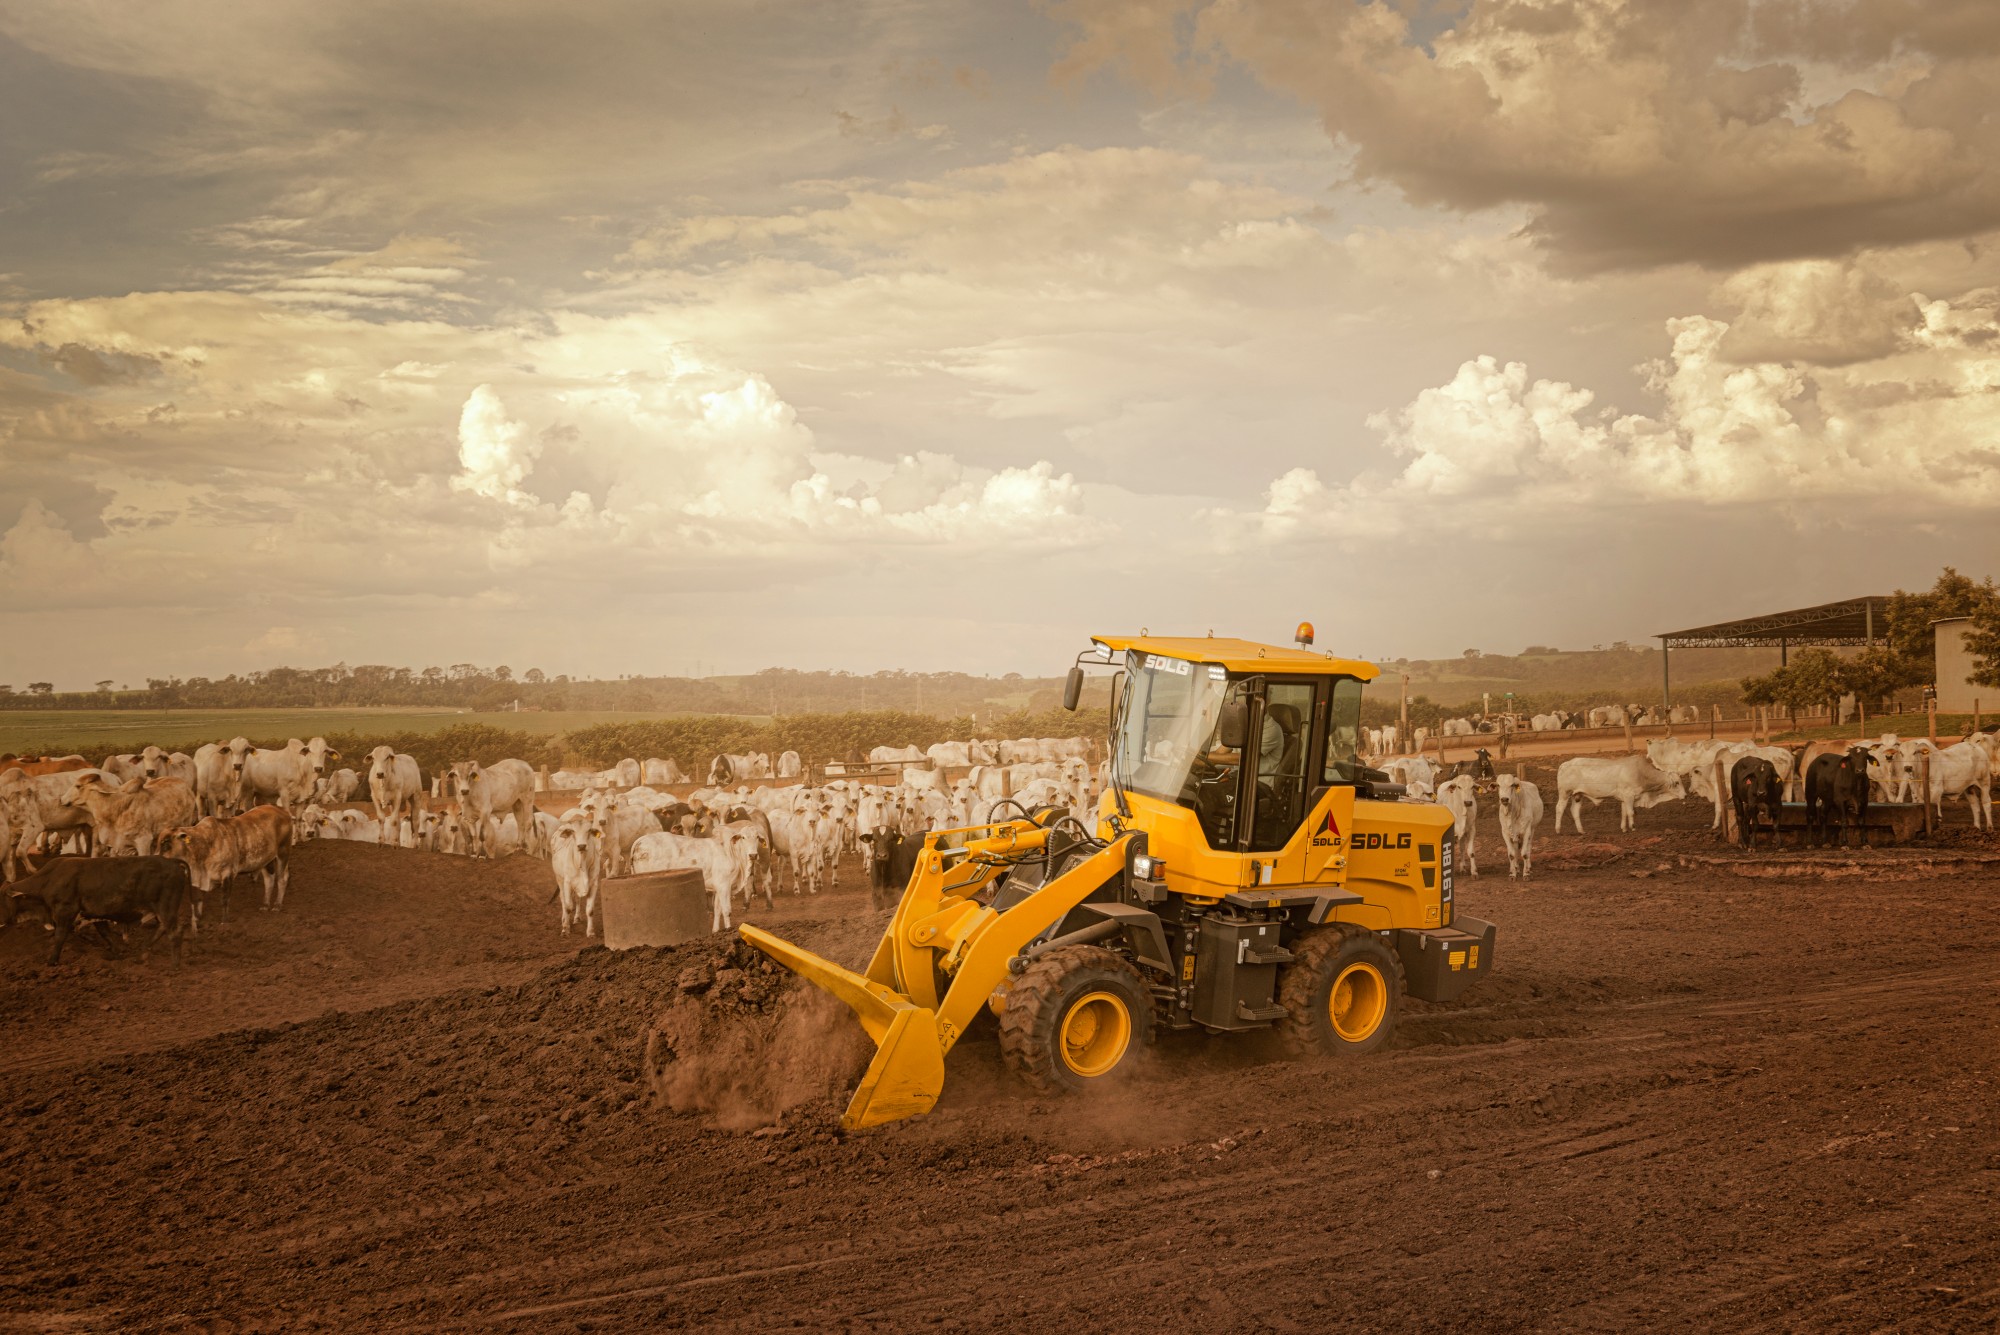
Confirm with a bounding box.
[452,385,538,505]
[1045,0,2000,268]
[1230,289,2000,544]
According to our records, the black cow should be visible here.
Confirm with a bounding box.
[1447,749,1498,790]
[1805,748,1872,849]
[4,855,192,965]
[859,829,920,912]
[1730,756,1784,849]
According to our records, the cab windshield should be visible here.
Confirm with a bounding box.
[1112,654,1230,804]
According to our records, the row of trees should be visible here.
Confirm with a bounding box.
[0,664,1060,719]
[1740,569,2000,716]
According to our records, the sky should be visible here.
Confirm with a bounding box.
[4,0,2000,688]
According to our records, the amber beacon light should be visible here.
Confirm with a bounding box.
[1294,621,1315,647]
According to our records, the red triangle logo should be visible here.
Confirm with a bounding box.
[1318,809,1341,837]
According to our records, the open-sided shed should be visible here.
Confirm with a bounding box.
[1655,595,1890,709]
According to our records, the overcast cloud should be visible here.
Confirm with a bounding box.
[3,0,1998,687]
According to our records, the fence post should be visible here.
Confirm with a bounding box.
[1623,717,1635,755]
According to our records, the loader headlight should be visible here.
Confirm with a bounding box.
[1132,854,1162,880]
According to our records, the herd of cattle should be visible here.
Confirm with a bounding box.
[1371,728,1997,882]
[1365,704,1705,753]
[2,723,1991,969]
[0,735,1102,961]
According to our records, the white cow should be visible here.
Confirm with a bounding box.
[101,753,148,784]
[433,808,471,856]
[549,817,605,936]
[1495,774,1544,878]
[316,767,361,806]
[641,757,690,785]
[1435,775,1478,876]
[1553,755,1686,833]
[869,744,927,766]
[595,804,664,876]
[366,747,425,827]
[777,750,804,779]
[629,829,758,932]
[1378,757,1437,800]
[336,811,385,844]
[196,739,252,815]
[719,816,777,909]
[140,746,198,787]
[771,807,835,895]
[237,737,340,813]
[1588,705,1630,729]
[926,741,971,769]
[1905,741,1993,829]
[454,759,540,856]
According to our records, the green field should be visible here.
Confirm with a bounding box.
[0,709,767,758]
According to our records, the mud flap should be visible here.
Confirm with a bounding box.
[1395,916,1497,1004]
[739,923,947,1130]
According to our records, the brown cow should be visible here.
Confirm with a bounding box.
[157,805,294,925]
[0,755,92,779]
[62,774,201,857]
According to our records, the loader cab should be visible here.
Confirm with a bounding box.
[1108,646,1368,855]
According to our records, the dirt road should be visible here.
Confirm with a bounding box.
[2,770,1997,1332]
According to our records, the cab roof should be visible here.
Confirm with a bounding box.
[1091,635,1379,681]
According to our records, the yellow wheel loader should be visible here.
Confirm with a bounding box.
[741,629,1497,1130]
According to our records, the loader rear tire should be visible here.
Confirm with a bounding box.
[1274,925,1403,1058]
[997,945,1153,1095]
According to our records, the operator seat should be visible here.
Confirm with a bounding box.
[1251,703,1306,849]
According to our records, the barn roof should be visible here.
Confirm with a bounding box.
[1656,595,1892,648]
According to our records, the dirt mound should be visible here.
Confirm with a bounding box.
[643,937,872,1130]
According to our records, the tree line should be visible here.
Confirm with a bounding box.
[0,664,1062,719]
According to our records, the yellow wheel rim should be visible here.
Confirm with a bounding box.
[1059,991,1132,1078]
[1329,962,1388,1044]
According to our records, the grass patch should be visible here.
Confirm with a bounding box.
[1771,711,1991,744]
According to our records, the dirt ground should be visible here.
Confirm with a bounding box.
[3,761,1999,1333]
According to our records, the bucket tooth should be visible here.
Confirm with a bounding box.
[740,924,946,1130]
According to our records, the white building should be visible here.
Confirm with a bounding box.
[1933,618,1983,712]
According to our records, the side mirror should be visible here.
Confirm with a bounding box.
[1061,666,1084,712]
[1218,701,1249,751]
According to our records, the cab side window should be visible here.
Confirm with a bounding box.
[1322,678,1365,784]
[1249,681,1315,851]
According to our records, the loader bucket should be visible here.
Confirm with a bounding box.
[739,923,946,1130]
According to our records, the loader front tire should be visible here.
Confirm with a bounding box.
[1274,925,1403,1058]
[997,945,1153,1095]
